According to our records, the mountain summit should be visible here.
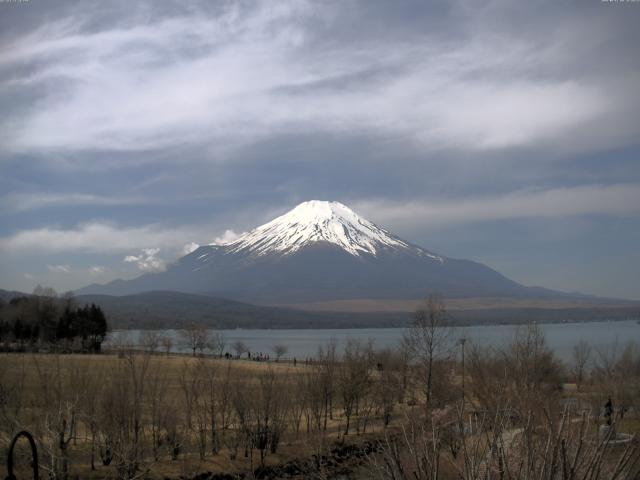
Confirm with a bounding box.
[221,200,438,259]
[77,200,562,304]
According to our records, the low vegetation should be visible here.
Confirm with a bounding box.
[0,295,638,479]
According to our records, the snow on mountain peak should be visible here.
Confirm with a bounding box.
[222,200,413,257]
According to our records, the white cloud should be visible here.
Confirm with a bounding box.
[355,183,640,229]
[1,2,635,159]
[46,264,71,273]
[89,265,107,275]
[0,5,318,154]
[0,221,214,254]
[124,248,166,272]
[212,229,242,245]
[181,242,200,255]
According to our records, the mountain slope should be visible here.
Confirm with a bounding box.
[74,291,640,330]
[74,290,410,329]
[77,200,572,303]
[2,288,636,330]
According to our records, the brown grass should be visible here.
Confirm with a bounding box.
[0,352,392,479]
[270,296,639,313]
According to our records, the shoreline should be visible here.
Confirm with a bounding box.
[109,315,640,332]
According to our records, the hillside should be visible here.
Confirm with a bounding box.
[77,290,640,330]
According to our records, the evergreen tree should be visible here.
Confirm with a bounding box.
[56,307,79,342]
[2,293,108,352]
[0,319,7,343]
[12,316,24,341]
[88,304,108,352]
[75,305,89,350]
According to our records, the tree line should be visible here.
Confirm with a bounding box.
[0,286,108,353]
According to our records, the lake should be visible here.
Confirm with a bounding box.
[108,319,639,363]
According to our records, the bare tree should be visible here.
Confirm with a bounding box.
[572,339,592,389]
[201,360,221,455]
[466,323,562,417]
[316,338,338,430]
[405,294,453,408]
[96,349,154,479]
[338,338,372,435]
[178,360,200,433]
[179,323,210,357]
[60,291,77,312]
[217,362,235,443]
[160,335,173,356]
[207,331,226,357]
[232,340,248,358]
[121,350,153,478]
[161,406,183,461]
[372,348,403,428]
[32,285,59,343]
[75,357,104,472]
[591,340,640,425]
[3,322,638,480]
[272,343,288,361]
[506,322,563,414]
[146,359,169,462]
[251,367,290,464]
[32,355,77,480]
[288,373,308,438]
[140,331,161,353]
[369,405,640,480]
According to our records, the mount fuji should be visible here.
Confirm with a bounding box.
[77,200,564,303]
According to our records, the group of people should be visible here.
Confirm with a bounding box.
[247,351,270,361]
[219,350,322,367]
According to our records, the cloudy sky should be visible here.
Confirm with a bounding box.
[1,0,639,299]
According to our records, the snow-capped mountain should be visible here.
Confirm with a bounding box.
[223,200,421,257]
[208,200,442,261]
[77,200,561,303]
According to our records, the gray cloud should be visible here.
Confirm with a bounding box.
[355,183,640,230]
[0,221,221,255]
[1,1,637,162]
[0,192,152,212]
[0,0,639,298]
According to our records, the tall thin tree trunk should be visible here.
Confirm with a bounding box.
[210,410,218,455]
[323,394,328,431]
[426,352,433,407]
[90,428,96,470]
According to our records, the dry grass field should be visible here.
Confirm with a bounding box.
[1,321,639,480]
[0,350,400,479]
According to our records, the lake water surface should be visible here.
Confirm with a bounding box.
[109,320,639,362]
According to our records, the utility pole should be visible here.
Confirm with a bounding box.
[457,337,467,436]
[459,337,467,410]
